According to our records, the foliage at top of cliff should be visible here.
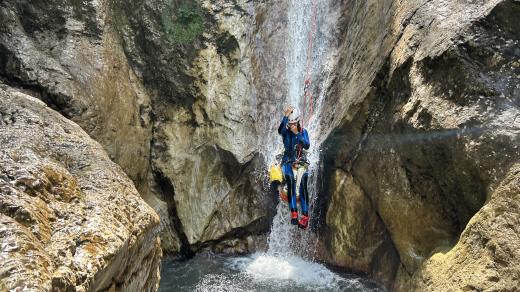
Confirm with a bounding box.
[161,1,204,44]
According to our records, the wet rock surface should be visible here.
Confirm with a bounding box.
[0,85,161,291]
[323,169,399,288]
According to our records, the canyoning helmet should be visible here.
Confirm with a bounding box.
[288,108,301,124]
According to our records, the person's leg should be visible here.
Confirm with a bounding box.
[298,171,310,229]
[282,163,298,225]
[270,180,281,205]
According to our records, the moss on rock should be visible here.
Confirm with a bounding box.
[161,1,204,44]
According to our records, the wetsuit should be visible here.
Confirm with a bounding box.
[277,116,310,215]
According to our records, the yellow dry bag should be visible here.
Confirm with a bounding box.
[269,164,283,183]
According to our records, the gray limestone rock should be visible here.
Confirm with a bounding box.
[113,0,281,251]
[0,84,161,291]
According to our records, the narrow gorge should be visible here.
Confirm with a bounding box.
[0,0,518,291]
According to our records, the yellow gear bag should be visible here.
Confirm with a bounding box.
[269,164,283,183]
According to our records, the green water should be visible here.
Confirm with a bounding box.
[158,252,385,292]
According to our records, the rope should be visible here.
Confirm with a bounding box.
[301,0,318,130]
[297,0,318,162]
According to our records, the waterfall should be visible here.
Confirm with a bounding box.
[266,0,339,257]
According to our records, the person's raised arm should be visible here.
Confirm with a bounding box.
[278,106,294,135]
[278,116,289,135]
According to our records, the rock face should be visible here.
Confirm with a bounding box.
[112,0,285,253]
[399,164,520,291]
[0,85,161,291]
[0,0,281,256]
[324,169,399,287]
[0,0,153,196]
[319,0,520,289]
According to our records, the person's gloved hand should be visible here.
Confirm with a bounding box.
[284,106,294,117]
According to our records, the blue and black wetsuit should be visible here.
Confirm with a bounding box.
[278,116,310,215]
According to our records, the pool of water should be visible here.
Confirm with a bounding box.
[158,252,385,292]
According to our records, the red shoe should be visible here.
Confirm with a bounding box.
[291,211,299,225]
[298,215,309,229]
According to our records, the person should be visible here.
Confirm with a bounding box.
[277,105,310,229]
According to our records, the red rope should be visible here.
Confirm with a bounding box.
[298,0,318,162]
[301,0,318,131]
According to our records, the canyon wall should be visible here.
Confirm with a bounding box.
[319,0,520,289]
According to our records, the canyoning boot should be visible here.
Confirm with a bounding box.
[298,215,309,230]
[291,210,299,225]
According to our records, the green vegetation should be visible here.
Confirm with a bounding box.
[161,1,204,44]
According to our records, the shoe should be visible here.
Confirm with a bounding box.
[298,215,309,229]
[291,211,299,225]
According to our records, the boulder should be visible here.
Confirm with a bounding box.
[0,85,161,291]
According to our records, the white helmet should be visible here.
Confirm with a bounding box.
[288,108,301,123]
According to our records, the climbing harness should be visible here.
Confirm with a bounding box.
[268,157,307,205]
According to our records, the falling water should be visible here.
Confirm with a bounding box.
[267,0,339,256]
